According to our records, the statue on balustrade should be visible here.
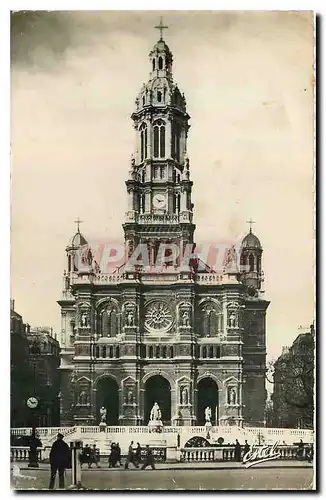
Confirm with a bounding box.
[205,406,212,423]
[150,402,162,422]
[99,406,107,424]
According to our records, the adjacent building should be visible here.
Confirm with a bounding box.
[27,327,61,427]
[10,299,33,427]
[272,325,315,429]
[58,28,270,428]
[10,299,61,427]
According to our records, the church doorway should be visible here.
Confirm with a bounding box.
[144,375,171,425]
[96,377,119,425]
[196,378,219,426]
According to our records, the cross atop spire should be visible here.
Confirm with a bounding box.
[246,218,255,233]
[154,17,168,41]
[74,217,83,233]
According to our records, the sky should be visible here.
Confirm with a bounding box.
[10,10,314,361]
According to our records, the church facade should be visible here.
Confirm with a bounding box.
[58,28,269,428]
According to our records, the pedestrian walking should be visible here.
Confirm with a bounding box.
[48,433,71,490]
[234,439,242,462]
[135,442,142,465]
[243,440,250,456]
[297,439,304,460]
[124,441,139,469]
[90,444,100,468]
[116,442,121,467]
[141,445,155,470]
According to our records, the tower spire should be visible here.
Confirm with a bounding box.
[154,17,168,41]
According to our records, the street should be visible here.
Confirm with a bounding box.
[12,464,314,491]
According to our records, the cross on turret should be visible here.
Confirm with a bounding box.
[246,218,255,233]
[74,217,83,233]
[154,17,168,40]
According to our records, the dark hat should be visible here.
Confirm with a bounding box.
[57,433,64,439]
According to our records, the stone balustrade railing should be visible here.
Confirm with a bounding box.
[11,447,43,462]
[181,445,312,463]
[11,426,314,439]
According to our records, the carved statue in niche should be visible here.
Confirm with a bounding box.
[181,311,190,327]
[125,388,134,404]
[80,311,89,327]
[126,311,134,327]
[228,387,237,405]
[78,390,88,405]
[228,311,237,329]
[180,386,189,405]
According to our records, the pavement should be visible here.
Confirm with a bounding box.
[15,460,313,471]
[10,464,315,491]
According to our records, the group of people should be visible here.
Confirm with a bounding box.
[48,434,157,489]
[124,441,156,470]
[108,442,121,467]
[80,444,100,468]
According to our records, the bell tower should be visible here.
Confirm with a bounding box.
[123,20,195,265]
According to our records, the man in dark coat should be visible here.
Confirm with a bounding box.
[243,440,250,456]
[48,433,71,490]
[141,445,155,470]
[124,441,139,469]
[135,443,142,465]
[234,439,242,462]
[116,442,121,467]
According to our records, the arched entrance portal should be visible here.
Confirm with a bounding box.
[96,377,119,425]
[197,378,219,426]
[144,375,171,425]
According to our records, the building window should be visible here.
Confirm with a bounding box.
[249,254,255,272]
[153,120,165,158]
[152,59,155,71]
[102,346,106,358]
[115,346,120,358]
[158,57,163,70]
[109,346,113,358]
[157,91,162,102]
[149,346,153,358]
[140,123,148,162]
[142,96,145,106]
[172,122,181,161]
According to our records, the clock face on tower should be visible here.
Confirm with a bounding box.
[152,193,166,209]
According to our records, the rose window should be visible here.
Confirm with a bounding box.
[145,302,173,331]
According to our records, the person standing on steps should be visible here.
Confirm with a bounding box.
[141,445,155,470]
[124,441,139,469]
[48,433,71,490]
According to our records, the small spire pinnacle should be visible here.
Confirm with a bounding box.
[154,17,168,41]
[74,217,83,233]
[246,218,255,233]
